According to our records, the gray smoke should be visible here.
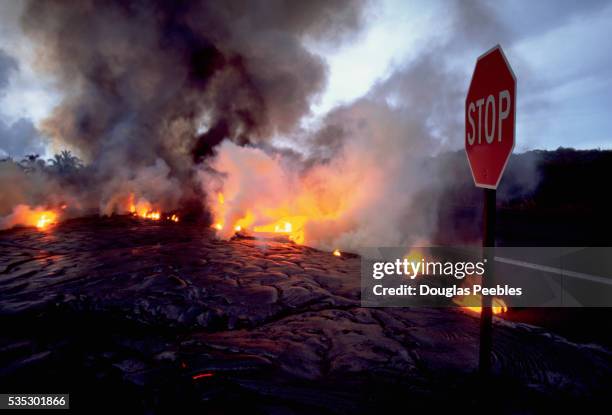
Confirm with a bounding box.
[0,49,18,91]
[252,0,545,249]
[2,0,575,246]
[16,0,367,216]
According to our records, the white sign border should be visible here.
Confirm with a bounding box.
[464,44,517,190]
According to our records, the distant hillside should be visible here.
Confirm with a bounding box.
[428,148,612,245]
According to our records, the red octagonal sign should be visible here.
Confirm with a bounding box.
[465,45,516,189]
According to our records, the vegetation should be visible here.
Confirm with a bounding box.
[0,150,84,176]
[47,150,84,175]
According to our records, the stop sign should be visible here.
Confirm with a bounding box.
[465,45,516,189]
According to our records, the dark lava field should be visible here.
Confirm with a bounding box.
[1,216,610,413]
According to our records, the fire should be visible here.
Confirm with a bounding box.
[35,211,57,229]
[399,248,426,278]
[126,194,162,221]
[209,188,314,244]
[233,211,255,233]
[333,249,341,257]
[404,248,425,263]
[203,142,362,246]
[0,204,60,231]
[252,216,307,243]
[210,189,310,242]
[130,207,161,220]
[143,211,161,220]
[275,221,292,233]
[455,295,508,315]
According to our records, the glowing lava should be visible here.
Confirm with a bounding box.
[210,188,310,243]
[0,205,60,231]
[126,194,163,221]
[404,248,425,263]
[192,372,214,381]
[253,216,307,243]
[35,211,57,229]
[204,143,359,246]
[455,295,508,315]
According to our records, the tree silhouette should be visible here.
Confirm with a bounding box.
[19,154,46,173]
[47,150,83,175]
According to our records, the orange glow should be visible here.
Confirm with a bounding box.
[253,216,307,244]
[276,221,291,233]
[211,188,310,243]
[232,212,255,233]
[204,143,361,246]
[170,214,179,222]
[142,211,161,220]
[404,248,425,264]
[399,248,426,278]
[333,249,341,257]
[125,194,162,221]
[455,295,508,315]
[192,372,214,380]
[35,211,57,229]
[2,205,60,230]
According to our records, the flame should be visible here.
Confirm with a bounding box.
[399,248,426,278]
[0,204,60,230]
[35,211,57,229]
[233,211,255,232]
[253,216,307,243]
[455,295,508,315]
[146,211,161,220]
[126,194,162,220]
[204,143,360,246]
[333,249,341,257]
[211,191,309,243]
[404,248,425,263]
[275,221,292,233]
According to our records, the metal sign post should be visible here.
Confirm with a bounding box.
[479,188,496,375]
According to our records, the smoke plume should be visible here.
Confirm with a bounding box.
[9,0,365,219]
[2,0,542,250]
[199,0,535,251]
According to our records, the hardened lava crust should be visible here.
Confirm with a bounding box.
[0,216,610,413]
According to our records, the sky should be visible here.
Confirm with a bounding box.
[1,0,611,158]
[310,0,612,151]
